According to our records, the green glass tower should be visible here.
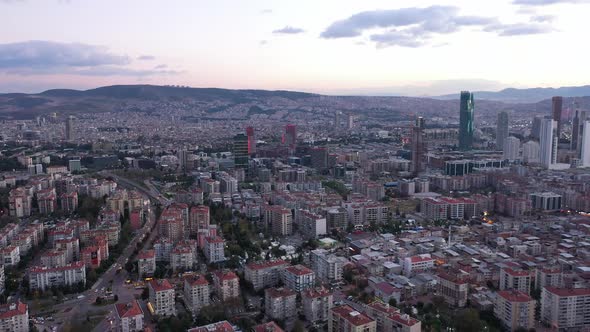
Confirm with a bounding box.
[459,91,475,150]
[233,133,249,168]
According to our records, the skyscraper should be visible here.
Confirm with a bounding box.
[334,112,341,129]
[246,127,256,155]
[285,124,297,150]
[581,120,590,167]
[233,134,249,168]
[540,117,557,169]
[503,136,520,161]
[552,96,563,140]
[531,116,542,140]
[411,116,426,175]
[497,111,509,151]
[522,141,540,164]
[65,115,74,141]
[346,114,355,130]
[459,91,474,150]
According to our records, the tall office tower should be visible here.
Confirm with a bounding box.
[346,114,355,129]
[522,141,540,164]
[178,149,189,170]
[233,134,249,168]
[531,116,542,140]
[496,111,509,151]
[581,120,590,167]
[285,124,297,150]
[334,111,341,129]
[503,136,520,161]
[540,117,557,168]
[246,127,256,155]
[411,117,426,175]
[571,110,588,155]
[459,91,475,150]
[552,96,563,140]
[65,115,75,141]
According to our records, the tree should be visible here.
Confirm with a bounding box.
[293,320,306,332]
[454,308,483,332]
[389,298,397,307]
[114,294,119,302]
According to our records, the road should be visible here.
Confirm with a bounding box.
[34,171,166,332]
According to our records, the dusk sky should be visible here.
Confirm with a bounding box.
[1,0,590,95]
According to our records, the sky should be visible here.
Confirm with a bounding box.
[1,0,590,95]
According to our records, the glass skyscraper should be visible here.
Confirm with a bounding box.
[459,91,474,150]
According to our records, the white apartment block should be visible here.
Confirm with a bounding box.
[0,301,29,332]
[265,287,297,321]
[244,260,288,291]
[148,279,176,317]
[28,261,86,291]
[302,287,333,323]
[283,265,316,292]
[115,300,144,332]
[541,287,590,330]
[183,274,210,315]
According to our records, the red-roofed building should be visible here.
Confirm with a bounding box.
[204,236,226,264]
[137,250,156,277]
[148,279,175,316]
[389,313,422,332]
[183,274,210,314]
[500,267,531,294]
[495,290,535,331]
[283,264,315,292]
[0,301,28,332]
[403,254,435,276]
[265,287,297,320]
[212,270,240,301]
[188,320,235,332]
[541,287,590,330]
[252,322,283,332]
[302,287,333,323]
[29,261,86,291]
[329,305,376,332]
[115,300,144,332]
[81,245,102,269]
[437,270,469,307]
[244,259,289,291]
[372,282,402,304]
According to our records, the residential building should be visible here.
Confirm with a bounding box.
[188,321,236,332]
[302,287,333,323]
[495,290,535,332]
[183,274,210,315]
[310,249,347,284]
[0,301,29,332]
[28,261,86,291]
[437,271,469,307]
[203,236,226,264]
[403,254,435,276]
[329,305,377,332]
[499,268,532,294]
[283,264,316,292]
[115,300,144,332]
[212,270,240,301]
[541,287,590,330]
[244,259,289,291]
[137,250,156,277]
[148,279,176,317]
[265,287,297,321]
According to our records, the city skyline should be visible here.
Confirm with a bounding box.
[2,0,590,94]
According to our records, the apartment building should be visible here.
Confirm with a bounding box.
[500,267,532,294]
[302,287,333,323]
[244,259,289,291]
[212,270,240,301]
[265,287,297,321]
[0,301,29,332]
[29,261,86,291]
[204,236,226,264]
[495,290,535,332]
[115,300,144,332]
[183,274,210,315]
[329,305,377,332]
[137,250,156,277]
[283,264,316,292]
[436,271,469,307]
[148,279,176,317]
[541,286,590,330]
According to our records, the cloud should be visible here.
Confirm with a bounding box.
[321,6,554,48]
[154,64,167,69]
[259,40,269,46]
[485,22,554,35]
[513,0,590,5]
[0,40,179,77]
[137,55,155,61]
[260,9,272,14]
[530,14,556,22]
[0,40,129,68]
[272,26,305,34]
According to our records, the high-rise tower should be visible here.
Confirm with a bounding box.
[497,111,509,151]
[233,134,249,168]
[552,96,563,140]
[285,124,297,150]
[411,116,426,175]
[459,91,474,150]
[540,117,557,169]
[65,115,75,141]
[581,120,590,167]
[246,127,256,155]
